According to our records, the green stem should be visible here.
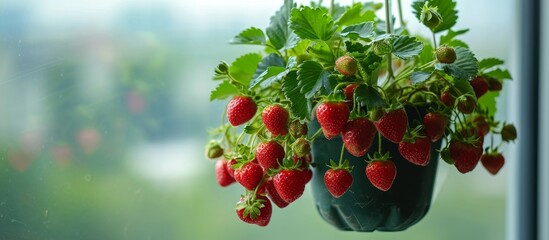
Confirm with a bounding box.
[309,128,323,141]
[330,0,335,16]
[397,0,405,27]
[339,142,345,164]
[384,0,394,84]
[432,32,438,49]
[378,132,383,154]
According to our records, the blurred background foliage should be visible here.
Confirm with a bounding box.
[0,0,514,239]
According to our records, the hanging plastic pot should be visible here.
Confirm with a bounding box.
[309,107,442,232]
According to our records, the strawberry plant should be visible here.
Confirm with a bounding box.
[206,0,517,229]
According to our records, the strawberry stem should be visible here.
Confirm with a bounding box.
[384,0,395,83]
[378,132,383,154]
[309,128,323,142]
[339,142,345,165]
[432,32,438,49]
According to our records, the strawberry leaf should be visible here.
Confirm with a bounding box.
[434,47,477,80]
[308,41,336,68]
[439,29,469,46]
[478,58,505,71]
[230,27,267,45]
[341,22,375,39]
[290,6,336,41]
[411,71,432,84]
[297,61,331,99]
[253,54,286,80]
[250,66,287,89]
[478,91,499,116]
[230,53,263,85]
[282,71,311,120]
[335,3,377,28]
[484,68,512,80]
[210,81,239,101]
[267,0,298,50]
[355,85,386,110]
[412,0,458,33]
[391,36,424,60]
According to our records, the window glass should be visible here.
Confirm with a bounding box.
[0,0,515,239]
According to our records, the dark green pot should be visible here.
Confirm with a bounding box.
[309,107,441,232]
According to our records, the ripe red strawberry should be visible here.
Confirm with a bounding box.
[226,159,237,178]
[423,112,448,142]
[487,78,502,91]
[262,104,289,136]
[366,160,397,191]
[470,76,489,98]
[256,141,285,170]
[265,178,289,208]
[335,56,357,77]
[215,159,235,187]
[436,46,457,64]
[449,140,482,173]
[457,95,476,114]
[227,95,257,126]
[374,109,408,143]
[236,195,272,226]
[315,101,350,139]
[399,137,431,166]
[481,153,505,175]
[343,84,359,107]
[234,162,264,191]
[273,169,306,203]
[440,91,455,107]
[301,167,313,184]
[324,169,353,198]
[341,117,377,157]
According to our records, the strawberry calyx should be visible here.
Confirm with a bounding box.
[401,125,426,144]
[367,151,391,163]
[327,159,353,172]
[265,158,303,177]
[235,192,267,220]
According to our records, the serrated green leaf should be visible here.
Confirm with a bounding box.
[411,71,432,84]
[210,80,239,101]
[392,36,424,60]
[297,61,331,99]
[341,22,375,39]
[230,27,267,45]
[478,58,505,71]
[282,71,310,120]
[445,39,469,48]
[249,66,287,89]
[355,85,386,109]
[335,3,376,28]
[308,41,335,68]
[413,0,458,33]
[439,29,469,45]
[478,91,499,116]
[253,54,286,79]
[266,0,297,50]
[417,37,434,64]
[435,47,477,80]
[357,52,382,85]
[290,7,336,41]
[345,41,368,53]
[484,68,512,80]
[230,53,263,85]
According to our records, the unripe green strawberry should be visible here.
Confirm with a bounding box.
[440,147,455,165]
[436,46,457,64]
[292,137,311,158]
[420,5,443,30]
[335,56,357,77]
[205,140,224,159]
[215,61,229,75]
[262,104,289,137]
[227,95,257,126]
[373,40,392,56]
[501,124,517,141]
[289,120,308,139]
